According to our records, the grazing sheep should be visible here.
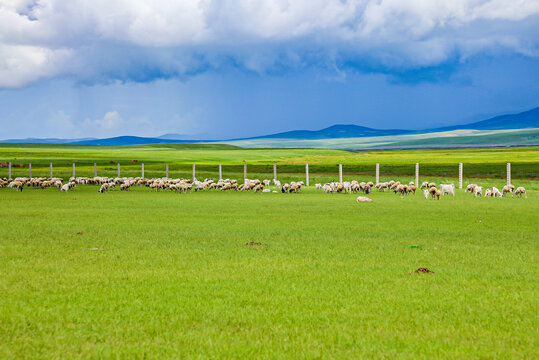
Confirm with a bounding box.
[429,186,440,200]
[473,186,483,197]
[60,184,70,192]
[99,183,109,193]
[440,184,455,196]
[322,183,332,194]
[428,182,436,189]
[315,183,322,190]
[423,189,429,199]
[281,183,290,193]
[465,184,477,193]
[367,181,374,188]
[514,186,527,198]
[408,185,417,195]
[263,179,271,187]
[502,184,514,197]
[420,181,430,190]
[485,188,492,197]
[491,186,502,198]
[356,196,372,203]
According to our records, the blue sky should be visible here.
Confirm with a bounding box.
[0,1,538,140]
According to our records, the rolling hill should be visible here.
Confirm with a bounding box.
[1,106,537,147]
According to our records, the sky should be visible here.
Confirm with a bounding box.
[0,0,538,140]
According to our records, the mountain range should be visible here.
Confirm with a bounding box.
[1,106,538,148]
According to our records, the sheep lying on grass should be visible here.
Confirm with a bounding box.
[356,196,372,203]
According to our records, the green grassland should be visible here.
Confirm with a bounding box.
[1,144,538,185]
[1,186,538,359]
[1,144,538,358]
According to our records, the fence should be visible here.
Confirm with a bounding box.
[1,162,517,186]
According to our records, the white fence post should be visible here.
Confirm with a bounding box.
[339,164,343,183]
[50,163,53,178]
[415,163,419,186]
[8,162,11,179]
[166,163,169,178]
[305,163,309,186]
[94,163,97,177]
[507,162,511,185]
[273,164,277,180]
[244,163,247,181]
[375,163,379,185]
[141,163,145,178]
[72,163,75,178]
[29,162,32,178]
[458,163,463,189]
[218,164,222,180]
[117,163,120,178]
[192,164,196,180]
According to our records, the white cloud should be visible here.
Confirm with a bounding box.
[0,0,538,87]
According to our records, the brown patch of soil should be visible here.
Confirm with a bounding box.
[76,232,83,235]
[245,242,264,246]
[130,159,138,162]
[411,267,435,274]
[0,162,24,168]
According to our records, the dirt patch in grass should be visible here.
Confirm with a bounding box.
[410,267,435,274]
[245,242,264,246]
[76,232,83,235]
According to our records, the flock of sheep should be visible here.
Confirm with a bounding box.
[0,176,528,199]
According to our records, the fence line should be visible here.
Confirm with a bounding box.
[2,161,516,186]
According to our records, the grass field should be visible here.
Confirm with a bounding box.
[1,144,538,358]
[1,186,538,359]
[1,144,538,184]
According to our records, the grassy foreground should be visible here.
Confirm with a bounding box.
[1,186,538,359]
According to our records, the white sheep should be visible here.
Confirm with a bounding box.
[423,189,429,199]
[473,186,483,197]
[514,187,527,198]
[491,186,502,198]
[315,183,322,190]
[440,184,455,196]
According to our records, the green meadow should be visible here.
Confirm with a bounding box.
[1,144,538,359]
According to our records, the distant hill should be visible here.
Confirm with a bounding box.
[246,124,412,140]
[1,106,537,147]
[429,106,539,132]
[0,137,96,144]
[71,136,202,146]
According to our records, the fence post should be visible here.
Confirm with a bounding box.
[273,164,277,180]
[29,162,32,178]
[305,163,309,186]
[72,163,75,178]
[375,163,379,184]
[507,162,511,185]
[415,163,419,187]
[218,164,222,180]
[8,162,11,179]
[244,163,247,181]
[141,163,145,178]
[166,164,169,178]
[117,163,121,178]
[50,163,53,178]
[339,164,343,183]
[192,164,196,180]
[458,163,463,189]
[94,163,97,177]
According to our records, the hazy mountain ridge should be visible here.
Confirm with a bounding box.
[1,106,537,146]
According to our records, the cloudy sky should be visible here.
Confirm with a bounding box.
[0,0,538,140]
